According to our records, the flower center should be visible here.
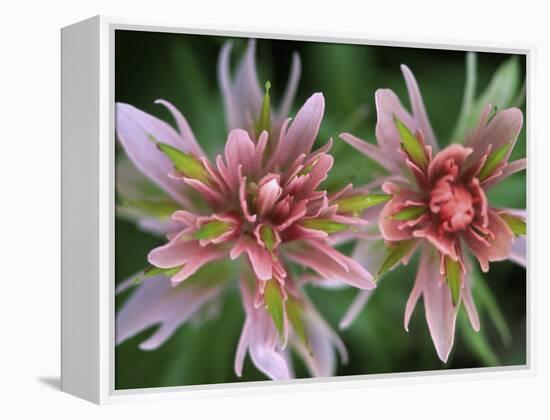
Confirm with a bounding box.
[429,178,474,232]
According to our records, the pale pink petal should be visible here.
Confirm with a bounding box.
[375,88,417,159]
[422,255,458,363]
[137,218,183,236]
[466,108,523,166]
[154,99,204,156]
[116,274,222,350]
[462,273,480,331]
[237,278,290,380]
[339,290,373,329]
[275,93,325,167]
[274,52,301,126]
[115,103,194,207]
[400,65,438,151]
[482,158,526,190]
[295,303,348,377]
[509,234,527,267]
[339,133,399,173]
[148,238,226,284]
[286,241,375,289]
[217,40,262,132]
[404,245,434,331]
[224,129,258,178]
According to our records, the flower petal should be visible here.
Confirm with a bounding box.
[400,65,438,151]
[286,240,375,289]
[421,252,458,363]
[230,236,273,281]
[466,107,523,166]
[116,274,222,350]
[154,99,204,156]
[237,278,291,380]
[148,237,226,284]
[463,209,514,272]
[404,245,433,331]
[116,103,194,207]
[339,133,398,173]
[275,93,325,167]
[462,272,480,331]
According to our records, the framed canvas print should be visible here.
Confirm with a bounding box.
[61,15,531,404]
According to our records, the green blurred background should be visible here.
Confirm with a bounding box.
[115,30,527,389]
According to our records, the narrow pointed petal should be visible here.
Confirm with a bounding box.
[217,40,263,132]
[462,273,481,331]
[340,290,373,329]
[275,93,325,167]
[422,254,458,362]
[404,246,433,331]
[482,158,526,190]
[375,89,417,158]
[400,65,438,151]
[286,240,375,290]
[276,52,301,124]
[339,133,398,172]
[154,99,204,156]
[295,304,347,377]
[115,103,194,207]
[116,274,221,350]
[237,278,291,380]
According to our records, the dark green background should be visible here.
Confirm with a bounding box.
[115,30,527,389]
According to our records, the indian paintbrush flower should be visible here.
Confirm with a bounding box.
[115,41,374,379]
[339,63,526,362]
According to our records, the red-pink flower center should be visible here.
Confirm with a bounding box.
[430,177,475,232]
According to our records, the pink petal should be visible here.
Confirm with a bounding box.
[236,278,290,380]
[116,274,222,350]
[400,65,438,151]
[339,133,399,173]
[509,234,527,267]
[230,236,273,281]
[224,129,258,182]
[257,177,283,218]
[295,302,348,377]
[462,209,514,272]
[274,52,301,128]
[375,88,417,162]
[466,107,523,166]
[218,40,262,133]
[275,93,325,167]
[404,245,433,331]
[421,253,458,363]
[482,158,526,190]
[154,99,204,156]
[427,144,472,182]
[147,237,226,284]
[378,194,419,242]
[339,290,373,329]
[286,240,375,289]
[462,272,480,331]
[115,103,194,207]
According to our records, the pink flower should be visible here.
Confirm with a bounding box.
[115,39,301,236]
[339,65,526,362]
[115,41,374,378]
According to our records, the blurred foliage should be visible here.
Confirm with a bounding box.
[115,30,527,389]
